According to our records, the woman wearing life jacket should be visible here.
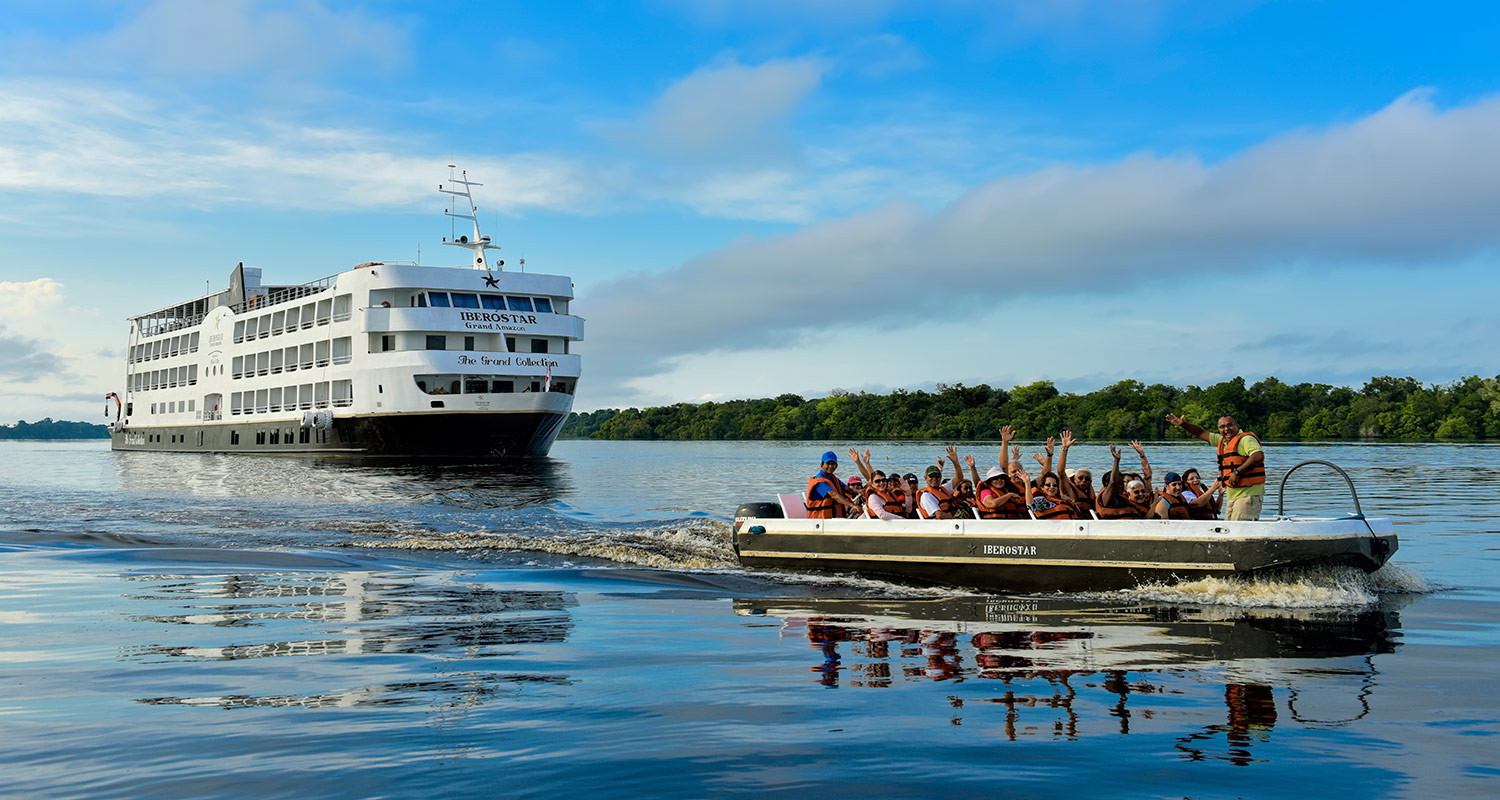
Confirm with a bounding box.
[1054,431,1094,517]
[844,475,866,519]
[1180,468,1222,520]
[916,447,967,519]
[1026,434,1080,520]
[1151,472,1192,520]
[965,455,1026,520]
[1165,412,1267,521]
[864,473,908,520]
[804,451,862,520]
[1096,442,1153,519]
[954,479,977,519]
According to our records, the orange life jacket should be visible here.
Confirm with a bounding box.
[889,486,913,518]
[917,485,956,519]
[1184,488,1216,520]
[805,474,841,519]
[868,486,906,518]
[976,484,1027,520]
[1033,491,1079,520]
[1071,491,1096,517]
[1217,431,1266,486]
[1155,491,1190,520]
[1097,492,1146,520]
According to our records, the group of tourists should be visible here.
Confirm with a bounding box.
[804,414,1267,523]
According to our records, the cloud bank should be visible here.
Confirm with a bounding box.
[581,90,1500,385]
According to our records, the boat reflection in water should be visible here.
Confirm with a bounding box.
[736,596,1403,765]
[109,451,573,508]
[125,571,576,710]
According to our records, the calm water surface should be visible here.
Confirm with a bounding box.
[1,439,1497,798]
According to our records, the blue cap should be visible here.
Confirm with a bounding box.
[1163,472,1182,485]
[821,451,838,464]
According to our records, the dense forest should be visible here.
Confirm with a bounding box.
[560,375,1500,442]
[0,418,110,439]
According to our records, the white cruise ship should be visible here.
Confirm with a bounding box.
[107,168,582,457]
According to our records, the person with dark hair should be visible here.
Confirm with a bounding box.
[805,451,862,520]
[1166,413,1265,520]
[1181,468,1223,520]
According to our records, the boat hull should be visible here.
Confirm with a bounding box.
[108,410,568,458]
[732,515,1399,592]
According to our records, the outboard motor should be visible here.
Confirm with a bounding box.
[732,502,782,557]
[735,502,783,520]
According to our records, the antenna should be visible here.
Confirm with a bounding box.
[439,165,501,270]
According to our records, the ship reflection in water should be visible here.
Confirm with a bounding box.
[124,571,575,710]
[737,597,1402,766]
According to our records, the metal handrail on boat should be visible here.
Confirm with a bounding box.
[1276,459,1365,519]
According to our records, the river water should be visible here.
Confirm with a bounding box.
[1,439,1496,798]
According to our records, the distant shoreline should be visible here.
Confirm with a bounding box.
[560,374,1498,442]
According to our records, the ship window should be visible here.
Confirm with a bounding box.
[449,380,460,394]
[151,403,156,414]
[553,382,568,394]
[464,336,475,351]
[426,335,446,350]
[428,292,451,308]
[231,430,240,445]
[481,294,504,310]
[188,399,195,412]
[532,297,553,313]
[506,296,533,312]
[270,429,279,444]
[285,428,295,445]
[381,335,394,352]
[505,336,517,352]
[300,428,310,444]
[530,381,542,393]
[451,292,480,309]
[465,378,488,394]
[414,293,427,308]
[127,403,133,416]
[430,400,445,408]
[256,431,266,445]
[494,380,513,393]
[531,338,548,354]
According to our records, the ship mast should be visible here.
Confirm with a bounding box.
[439,165,502,270]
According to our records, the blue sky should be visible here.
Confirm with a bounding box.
[2,0,1499,423]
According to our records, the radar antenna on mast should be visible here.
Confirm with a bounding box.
[439,165,502,270]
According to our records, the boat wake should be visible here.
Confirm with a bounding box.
[341,517,740,571]
[1080,563,1433,609]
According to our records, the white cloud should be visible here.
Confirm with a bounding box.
[579,89,1500,396]
[0,278,65,317]
[75,0,409,79]
[0,81,591,213]
[628,57,826,160]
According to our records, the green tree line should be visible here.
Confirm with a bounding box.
[0,418,110,439]
[560,375,1500,441]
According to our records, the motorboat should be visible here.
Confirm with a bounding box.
[733,461,1398,592]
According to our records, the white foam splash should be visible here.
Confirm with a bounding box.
[1086,563,1434,609]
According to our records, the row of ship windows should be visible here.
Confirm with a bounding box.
[380,334,558,354]
[234,338,352,377]
[410,292,554,313]
[414,374,573,395]
[231,382,354,415]
[129,332,200,364]
[131,430,338,446]
[233,295,352,343]
[133,365,198,392]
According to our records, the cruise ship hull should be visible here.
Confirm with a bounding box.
[109,410,569,457]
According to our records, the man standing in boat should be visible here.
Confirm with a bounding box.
[805,451,863,520]
[1165,413,1266,520]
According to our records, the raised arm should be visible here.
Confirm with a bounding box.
[997,425,1014,475]
[964,453,981,490]
[1130,440,1153,488]
[847,448,874,483]
[1166,413,1212,443]
[1038,436,1055,482]
[1056,430,1077,502]
[945,446,965,489]
[1013,466,1034,510]
[1099,444,1123,506]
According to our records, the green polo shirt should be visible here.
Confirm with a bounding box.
[1207,431,1265,501]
